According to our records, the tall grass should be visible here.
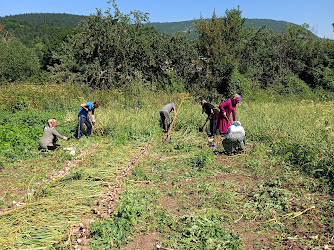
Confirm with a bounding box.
[0,82,333,248]
[1,82,333,187]
[238,100,334,190]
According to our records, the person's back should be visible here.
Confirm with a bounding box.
[160,102,175,132]
[227,122,245,139]
[40,126,66,150]
[160,103,175,114]
[223,121,245,155]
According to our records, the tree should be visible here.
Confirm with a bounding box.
[194,7,246,96]
[0,36,39,83]
[49,0,198,91]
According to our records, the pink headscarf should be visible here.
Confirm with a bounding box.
[231,94,242,106]
[48,119,58,127]
[234,96,242,103]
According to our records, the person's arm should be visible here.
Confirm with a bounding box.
[218,103,227,118]
[52,129,68,140]
[172,103,176,115]
[206,108,214,120]
[80,103,88,111]
[91,109,95,124]
[232,109,236,122]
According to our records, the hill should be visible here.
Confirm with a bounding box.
[151,18,295,40]
[1,13,296,40]
[0,13,87,27]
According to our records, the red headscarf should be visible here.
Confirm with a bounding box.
[48,119,58,127]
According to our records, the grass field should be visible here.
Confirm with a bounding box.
[0,83,333,249]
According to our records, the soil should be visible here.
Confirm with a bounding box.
[3,139,331,249]
[70,142,154,248]
[122,232,162,250]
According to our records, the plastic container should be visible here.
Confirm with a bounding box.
[63,147,75,155]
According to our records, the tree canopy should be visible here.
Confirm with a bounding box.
[0,1,333,97]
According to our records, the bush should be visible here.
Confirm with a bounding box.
[272,72,314,97]
[0,111,72,161]
[228,69,255,97]
[0,38,39,83]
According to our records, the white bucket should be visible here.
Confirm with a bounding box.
[63,147,75,155]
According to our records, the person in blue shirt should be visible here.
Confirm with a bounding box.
[77,101,100,139]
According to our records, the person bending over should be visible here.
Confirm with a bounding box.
[217,94,242,135]
[77,101,100,139]
[222,121,246,155]
[160,102,176,132]
[200,100,219,137]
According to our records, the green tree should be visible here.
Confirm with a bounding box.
[194,7,246,96]
[0,35,39,83]
[49,0,198,91]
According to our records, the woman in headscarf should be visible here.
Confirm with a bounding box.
[39,119,68,150]
[217,94,242,135]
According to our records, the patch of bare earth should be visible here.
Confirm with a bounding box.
[215,154,282,249]
[122,232,162,250]
[216,152,333,249]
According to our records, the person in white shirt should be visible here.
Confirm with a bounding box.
[222,121,245,155]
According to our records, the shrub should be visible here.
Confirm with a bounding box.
[228,69,255,97]
[190,150,214,171]
[272,72,313,97]
[0,38,39,83]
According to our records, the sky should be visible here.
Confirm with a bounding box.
[1,0,333,39]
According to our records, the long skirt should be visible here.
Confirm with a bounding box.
[217,112,232,134]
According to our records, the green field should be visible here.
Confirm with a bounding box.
[0,83,333,249]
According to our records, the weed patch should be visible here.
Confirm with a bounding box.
[190,150,214,171]
[90,187,157,249]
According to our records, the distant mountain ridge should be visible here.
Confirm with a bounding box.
[150,18,296,40]
[0,13,88,27]
[0,13,297,39]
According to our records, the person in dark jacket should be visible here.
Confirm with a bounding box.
[160,102,176,132]
[200,100,219,137]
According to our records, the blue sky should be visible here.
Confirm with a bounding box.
[1,0,333,39]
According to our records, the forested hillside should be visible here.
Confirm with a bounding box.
[1,6,333,95]
[151,18,297,40]
[0,13,87,27]
[0,13,293,31]
[0,13,300,41]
